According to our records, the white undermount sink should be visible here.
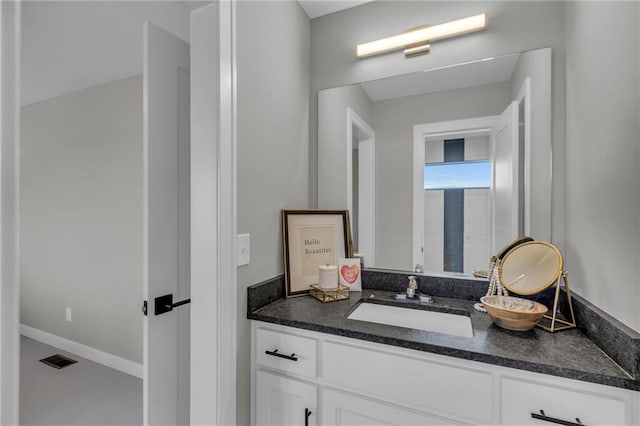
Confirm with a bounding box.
[347,302,474,338]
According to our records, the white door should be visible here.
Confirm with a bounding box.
[143,21,190,426]
[256,370,317,426]
[491,101,519,253]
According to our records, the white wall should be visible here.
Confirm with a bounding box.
[318,84,372,209]
[1,2,21,422]
[565,1,640,331]
[235,2,310,425]
[373,82,510,269]
[510,48,553,242]
[20,75,143,362]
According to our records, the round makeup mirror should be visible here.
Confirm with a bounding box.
[499,241,563,296]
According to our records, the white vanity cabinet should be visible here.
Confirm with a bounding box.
[251,321,639,426]
[256,370,317,426]
[254,326,319,426]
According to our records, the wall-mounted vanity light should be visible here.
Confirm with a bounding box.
[356,13,488,58]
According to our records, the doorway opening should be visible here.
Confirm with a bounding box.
[18,2,203,425]
[3,2,235,425]
[346,108,375,266]
[413,104,526,274]
[423,137,492,273]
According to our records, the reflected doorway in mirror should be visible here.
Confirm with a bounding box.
[413,110,526,274]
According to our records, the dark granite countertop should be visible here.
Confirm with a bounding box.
[248,272,640,392]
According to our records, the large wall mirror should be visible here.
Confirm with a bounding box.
[318,47,552,274]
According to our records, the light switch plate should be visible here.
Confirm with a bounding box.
[237,233,250,266]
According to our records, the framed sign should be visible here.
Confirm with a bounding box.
[282,210,353,297]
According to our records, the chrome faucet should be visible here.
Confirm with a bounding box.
[406,275,433,303]
[407,276,418,298]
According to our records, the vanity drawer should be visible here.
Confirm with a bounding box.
[501,377,628,426]
[256,327,317,378]
[322,340,493,423]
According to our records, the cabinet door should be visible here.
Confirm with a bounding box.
[322,388,469,426]
[256,370,317,426]
[501,377,628,426]
[323,340,492,423]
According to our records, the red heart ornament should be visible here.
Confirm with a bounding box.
[340,264,360,284]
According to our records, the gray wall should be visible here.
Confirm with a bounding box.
[373,82,511,270]
[565,2,640,331]
[310,0,566,253]
[318,84,372,209]
[236,2,310,425]
[20,75,143,363]
[510,48,552,242]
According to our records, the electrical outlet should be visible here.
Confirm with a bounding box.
[66,307,72,322]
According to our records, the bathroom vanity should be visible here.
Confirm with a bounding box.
[248,273,640,425]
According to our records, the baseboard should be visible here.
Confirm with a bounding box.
[20,324,142,378]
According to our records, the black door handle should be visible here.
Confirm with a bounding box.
[531,410,584,426]
[265,349,298,361]
[154,294,191,315]
[305,408,312,426]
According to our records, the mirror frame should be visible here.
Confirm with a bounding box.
[499,240,563,295]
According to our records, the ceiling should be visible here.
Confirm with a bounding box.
[176,1,213,12]
[21,0,370,106]
[21,1,192,106]
[359,53,521,101]
[297,0,374,19]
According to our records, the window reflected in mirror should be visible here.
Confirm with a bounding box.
[423,138,491,273]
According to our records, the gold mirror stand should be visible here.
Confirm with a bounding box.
[537,271,577,332]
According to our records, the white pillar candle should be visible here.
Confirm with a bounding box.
[318,264,338,289]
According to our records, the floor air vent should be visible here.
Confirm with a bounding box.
[40,354,77,369]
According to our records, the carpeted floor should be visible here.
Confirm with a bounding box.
[20,336,142,426]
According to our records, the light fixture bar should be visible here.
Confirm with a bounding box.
[356,13,488,58]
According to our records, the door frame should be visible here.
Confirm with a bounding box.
[412,116,496,270]
[189,2,237,424]
[515,77,531,237]
[346,108,375,266]
[0,2,237,425]
[0,1,21,424]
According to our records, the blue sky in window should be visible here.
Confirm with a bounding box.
[424,161,491,190]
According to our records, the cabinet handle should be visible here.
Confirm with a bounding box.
[265,349,298,362]
[531,410,584,426]
[305,408,312,426]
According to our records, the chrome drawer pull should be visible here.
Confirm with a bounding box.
[265,349,298,361]
[531,410,584,426]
